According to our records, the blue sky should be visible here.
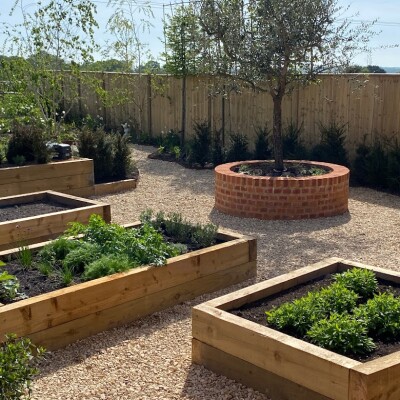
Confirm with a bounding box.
[1,0,400,67]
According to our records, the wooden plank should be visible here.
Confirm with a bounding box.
[192,339,332,400]
[192,305,359,400]
[0,191,46,207]
[0,239,252,340]
[45,190,101,208]
[204,257,342,310]
[0,205,108,243]
[338,260,400,283]
[349,353,400,400]
[0,173,94,197]
[94,179,137,196]
[0,158,93,184]
[23,260,256,350]
[66,186,95,198]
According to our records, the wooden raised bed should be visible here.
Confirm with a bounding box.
[0,190,111,251]
[0,225,256,350]
[192,258,400,400]
[0,158,139,197]
[0,158,95,198]
[94,178,138,196]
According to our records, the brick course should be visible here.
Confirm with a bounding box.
[215,161,349,220]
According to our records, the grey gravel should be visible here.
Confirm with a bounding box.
[31,145,400,400]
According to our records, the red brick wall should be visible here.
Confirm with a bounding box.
[215,161,349,220]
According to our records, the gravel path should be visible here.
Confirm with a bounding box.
[31,145,400,400]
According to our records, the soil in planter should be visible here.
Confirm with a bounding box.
[148,149,214,170]
[232,162,329,177]
[2,262,75,300]
[0,224,223,305]
[230,274,400,362]
[0,200,76,223]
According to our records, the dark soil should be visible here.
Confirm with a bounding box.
[230,274,400,362]
[148,150,214,170]
[0,229,222,305]
[2,262,74,301]
[0,200,75,223]
[232,161,330,177]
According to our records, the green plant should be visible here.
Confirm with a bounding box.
[36,262,53,277]
[266,291,325,336]
[77,128,133,183]
[211,128,225,166]
[172,145,181,160]
[333,268,378,300]
[0,136,9,163]
[6,123,49,165]
[353,137,388,189]
[0,334,45,400]
[226,132,250,162]
[191,223,218,249]
[112,133,133,180]
[163,213,193,243]
[283,122,309,160]
[161,129,181,153]
[266,282,358,336]
[386,138,400,193]
[60,265,74,286]
[83,254,133,281]
[307,313,375,356]
[0,271,21,302]
[253,125,272,160]
[63,214,180,271]
[17,245,33,269]
[311,122,349,166]
[354,293,400,340]
[188,121,212,166]
[140,209,219,250]
[62,242,102,274]
[12,155,26,166]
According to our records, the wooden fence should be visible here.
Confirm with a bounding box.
[74,72,400,158]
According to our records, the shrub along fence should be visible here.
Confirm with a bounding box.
[71,72,400,160]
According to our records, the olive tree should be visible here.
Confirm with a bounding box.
[193,0,376,170]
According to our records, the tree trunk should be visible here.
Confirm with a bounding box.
[272,95,284,171]
[181,75,187,146]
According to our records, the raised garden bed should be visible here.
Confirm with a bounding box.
[0,222,256,351]
[192,258,400,400]
[0,157,139,198]
[0,158,95,198]
[215,160,349,220]
[0,191,111,251]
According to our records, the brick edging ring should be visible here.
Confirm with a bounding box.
[215,160,350,220]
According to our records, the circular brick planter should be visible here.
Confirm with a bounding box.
[215,160,350,220]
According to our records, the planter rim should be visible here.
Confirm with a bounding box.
[0,224,249,310]
[215,160,349,181]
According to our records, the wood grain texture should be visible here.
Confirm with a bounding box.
[0,229,256,350]
[192,339,332,400]
[192,259,400,400]
[0,191,110,250]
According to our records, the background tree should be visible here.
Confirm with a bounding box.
[102,0,154,134]
[345,65,386,73]
[193,0,376,170]
[163,4,204,145]
[3,0,99,136]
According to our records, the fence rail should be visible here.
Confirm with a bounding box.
[73,73,400,158]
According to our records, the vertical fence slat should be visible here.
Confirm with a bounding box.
[74,73,400,159]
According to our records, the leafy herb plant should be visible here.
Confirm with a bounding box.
[307,313,376,356]
[266,268,400,357]
[140,209,218,250]
[0,334,45,400]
